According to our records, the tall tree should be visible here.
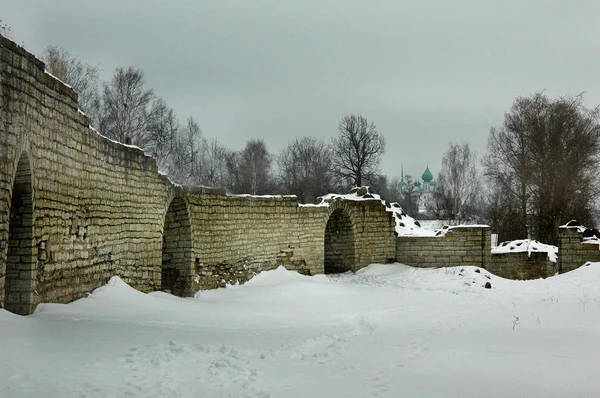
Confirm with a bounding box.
[434,143,481,222]
[484,92,600,244]
[146,97,179,173]
[386,176,403,204]
[400,175,419,216]
[99,67,154,147]
[42,46,101,125]
[202,138,229,188]
[483,94,546,238]
[331,114,386,188]
[278,136,333,203]
[226,139,272,195]
[183,116,203,185]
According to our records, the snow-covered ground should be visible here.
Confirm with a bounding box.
[1,263,599,397]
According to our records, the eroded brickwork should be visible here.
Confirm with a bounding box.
[488,252,557,280]
[558,227,600,273]
[396,226,491,269]
[184,193,396,290]
[0,36,170,313]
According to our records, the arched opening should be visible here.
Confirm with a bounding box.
[324,208,356,274]
[161,196,193,296]
[4,152,36,315]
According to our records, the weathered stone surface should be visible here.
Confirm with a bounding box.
[488,252,556,280]
[396,226,491,269]
[558,227,600,273]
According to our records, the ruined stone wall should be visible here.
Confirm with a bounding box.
[185,190,328,291]
[488,252,557,280]
[395,226,491,269]
[558,227,600,273]
[342,199,397,271]
[0,36,171,313]
[185,194,396,291]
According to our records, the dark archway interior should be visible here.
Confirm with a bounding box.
[161,197,192,296]
[324,208,355,274]
[4,153,35,315]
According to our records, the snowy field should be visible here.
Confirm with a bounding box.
[1,263,599,398]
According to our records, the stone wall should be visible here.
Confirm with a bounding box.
[0,36,171,314]
[185,193,397,292]
[488,252,557,280]
[558,227,600,273]
[395,226,491,268]
[185,190,326,291]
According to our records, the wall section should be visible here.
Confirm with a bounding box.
[558,227,600,273]
[396,226,491,269]
[0,36,171,312]
[186,189,329,290]
[488,252,556,280]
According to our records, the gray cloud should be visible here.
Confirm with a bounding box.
[3,0,600,182]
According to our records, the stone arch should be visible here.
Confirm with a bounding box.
[3,151,37,315]
[161,193,193,296]
[324,201,357,274]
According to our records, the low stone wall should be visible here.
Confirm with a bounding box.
[558,227,600,273]
[488,252,557,280]
[395,226,491,268]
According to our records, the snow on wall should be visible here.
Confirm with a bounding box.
[396,226,491,269]
[492,239,558,263]
[318,186,435,237]
[559,221,600,273]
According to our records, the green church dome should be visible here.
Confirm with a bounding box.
[422,166,433,183]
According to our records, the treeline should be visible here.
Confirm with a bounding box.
[429,92,600,245]
[42,47,395,204]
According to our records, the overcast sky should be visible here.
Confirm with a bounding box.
[3,1,600,181]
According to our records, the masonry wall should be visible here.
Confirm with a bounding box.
[558,227,600,273]
[346,199,397,270]
[395,226,491,269]
[0,36,171,313]
[185,190,324,290]
[488,252,556,280]
[185,193,397,291]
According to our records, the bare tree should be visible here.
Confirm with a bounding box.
[434,143,481,222]
[146,97,179,173]
[183,116,203,185]
[484,92,600,244]
[227,139,272,194]
[331,114,386,188]
[42,46,101,125]
[400,175,419,216]
[99,67,154,147]
[202,138,229,188]
[386,176,403,204]
[367,174,390,200]
[278,136,333,203]
[483,94,546,238]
